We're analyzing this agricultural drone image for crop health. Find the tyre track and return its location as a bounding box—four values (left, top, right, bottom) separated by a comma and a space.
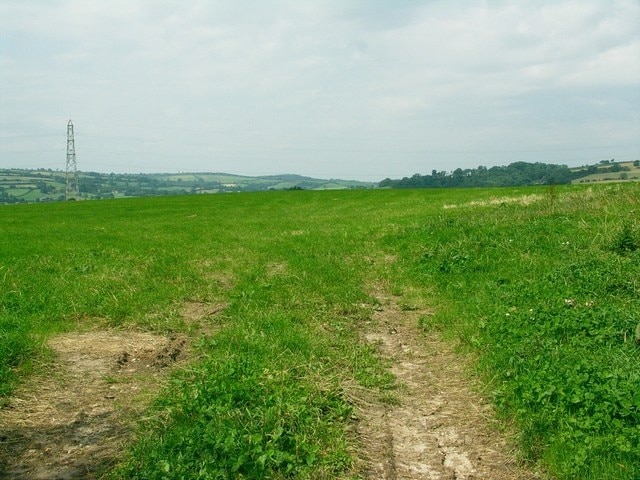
357, 287, 542, 480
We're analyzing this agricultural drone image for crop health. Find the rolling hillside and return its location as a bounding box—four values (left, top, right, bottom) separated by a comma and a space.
2, 159, 638, 204
0, 169, 374, 204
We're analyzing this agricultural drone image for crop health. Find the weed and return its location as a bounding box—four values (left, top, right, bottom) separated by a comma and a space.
610, 221, 639, 254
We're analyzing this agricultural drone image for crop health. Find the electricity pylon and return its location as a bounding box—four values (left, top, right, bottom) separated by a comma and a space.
65, 119, 79, 200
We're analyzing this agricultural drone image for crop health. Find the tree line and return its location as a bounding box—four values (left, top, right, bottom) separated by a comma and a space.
379, 161, 616, 188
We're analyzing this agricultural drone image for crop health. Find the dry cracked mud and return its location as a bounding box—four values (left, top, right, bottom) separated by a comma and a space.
356, 287, 543, 480
0, 331, 189, 480
0, 300, 229, 479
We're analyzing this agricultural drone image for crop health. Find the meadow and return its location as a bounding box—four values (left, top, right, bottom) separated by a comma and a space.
0, 184, 638, 479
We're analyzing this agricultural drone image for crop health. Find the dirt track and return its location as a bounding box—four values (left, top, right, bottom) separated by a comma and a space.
0, 331, 187, 480
0, 294, 543, 479
357, 287, 542, 479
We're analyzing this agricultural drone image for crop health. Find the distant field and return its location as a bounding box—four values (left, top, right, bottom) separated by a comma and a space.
572, 171, 640, 183
0, 168, 374, 203
571, 161, 640, 184
1, 184, 638, 479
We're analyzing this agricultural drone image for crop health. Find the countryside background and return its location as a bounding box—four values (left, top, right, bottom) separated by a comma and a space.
1, 159, 639, 204
2, 1, 638, 477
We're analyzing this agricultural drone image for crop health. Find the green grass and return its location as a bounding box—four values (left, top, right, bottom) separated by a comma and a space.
1, 184, 639, 479
0, 191, 400, 478
386, 184, 640, 479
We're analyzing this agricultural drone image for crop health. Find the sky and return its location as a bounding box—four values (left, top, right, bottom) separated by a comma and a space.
1, 1, 639, 182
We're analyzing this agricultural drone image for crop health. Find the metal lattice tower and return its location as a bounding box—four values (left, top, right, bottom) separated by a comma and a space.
65, 119, 79, 200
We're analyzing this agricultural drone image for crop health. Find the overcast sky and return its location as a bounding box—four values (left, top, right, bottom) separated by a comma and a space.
1, 1, 639, 181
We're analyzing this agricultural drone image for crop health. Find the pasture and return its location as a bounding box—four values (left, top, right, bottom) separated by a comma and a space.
0, 184, 638, 479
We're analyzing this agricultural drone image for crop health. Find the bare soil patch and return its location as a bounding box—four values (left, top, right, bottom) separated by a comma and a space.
180, 300, 228, 335
357, 287, 543, 480
0, 331, 189, 479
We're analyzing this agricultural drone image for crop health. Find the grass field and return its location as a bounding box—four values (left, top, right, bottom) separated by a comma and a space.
1, 184, 638, 479
571, 162, 640, 184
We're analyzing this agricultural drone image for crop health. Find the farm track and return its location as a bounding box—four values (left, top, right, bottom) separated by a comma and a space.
0, 292, 542, 479
357, 286, 542, 480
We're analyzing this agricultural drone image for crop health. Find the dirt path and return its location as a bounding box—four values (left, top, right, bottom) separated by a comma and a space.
0, 293, 541, 479
357, 288, 542, 480
0, 331, 188, 480
0, 301, 225, 479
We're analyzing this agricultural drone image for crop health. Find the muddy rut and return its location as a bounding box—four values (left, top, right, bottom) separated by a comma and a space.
357, 289, 541, 480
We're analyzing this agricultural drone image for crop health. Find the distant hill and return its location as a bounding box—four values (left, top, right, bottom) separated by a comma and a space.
569, 160, 640, 184
379, 160, 640, 189
0, 169, 374, 204
2, 159, 638, 204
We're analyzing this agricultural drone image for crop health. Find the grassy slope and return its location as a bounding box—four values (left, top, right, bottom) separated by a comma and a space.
572, 171, 640, 183
571, 162, 640, 184
388, 185, 640, 479
1, 185, 638, 479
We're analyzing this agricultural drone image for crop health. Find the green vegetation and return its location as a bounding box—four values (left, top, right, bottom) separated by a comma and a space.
388, 184, 640, 479
1, 184, 638, 478
0, 191, 396, 478
0, 169, 373, 203
380, 160, 640, 188
3, 159, 638, 205
570, 160, 640, 184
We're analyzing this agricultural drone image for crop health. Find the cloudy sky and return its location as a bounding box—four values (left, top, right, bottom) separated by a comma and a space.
1, 1, 639, 181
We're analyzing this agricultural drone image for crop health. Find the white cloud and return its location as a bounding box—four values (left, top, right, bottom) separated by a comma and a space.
1, 0, 638, 180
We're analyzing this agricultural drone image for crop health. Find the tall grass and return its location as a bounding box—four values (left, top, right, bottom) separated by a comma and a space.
1, 184, 638, 478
